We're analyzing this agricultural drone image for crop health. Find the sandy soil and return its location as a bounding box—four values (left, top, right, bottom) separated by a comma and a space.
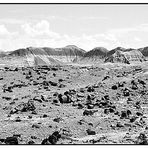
0, 63, 148, 144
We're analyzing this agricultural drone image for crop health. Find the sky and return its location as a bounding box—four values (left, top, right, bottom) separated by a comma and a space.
0, 4, 148, 51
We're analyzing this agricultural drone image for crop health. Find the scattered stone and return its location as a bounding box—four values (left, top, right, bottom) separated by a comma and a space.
112, 85, 118, 90
28, 140, 35, 144
32, 124, 40, 128
135, 133, 148, 144
83, 110, 97, 116
5, 136, 18, 145
41, 138, 50, 145
86, 129, 96, 135
15, 116, 21, 122
53, 117, 63, 123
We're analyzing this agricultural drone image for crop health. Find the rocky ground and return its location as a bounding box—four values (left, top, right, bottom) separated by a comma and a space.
0, 63, 148, 144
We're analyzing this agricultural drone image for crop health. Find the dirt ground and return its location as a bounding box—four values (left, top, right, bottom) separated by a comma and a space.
0, 63, 148, 144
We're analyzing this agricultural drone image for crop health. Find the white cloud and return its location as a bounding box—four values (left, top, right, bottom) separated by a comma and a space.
21, 20, 60, 39
0, 24, 18, 40
1, 20, 148, 51
0, 25, 10, 35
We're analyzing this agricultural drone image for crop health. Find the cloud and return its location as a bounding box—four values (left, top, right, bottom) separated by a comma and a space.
0, 20, 127, 51
21, 20, 60, 39
0, 24, 18, 39
0, 25, 10, 35
1, 20, 148, 51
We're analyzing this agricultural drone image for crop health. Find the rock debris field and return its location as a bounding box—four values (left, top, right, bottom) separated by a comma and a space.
1, 64, 148, 144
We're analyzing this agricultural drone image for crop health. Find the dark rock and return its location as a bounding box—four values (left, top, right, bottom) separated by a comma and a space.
13, 134, 21, 138
83, 110, 96, 116
5, 136, 18, 145
58, 79, 64, 82
49, 81, 57, 86
77, 93, 85, 98
104, 95, 109, 100
136, 112, 143, 116
53, 73, 56, 77
53, 99, 59, 104
131, 80, 137, 85
135, 133, 148, 144
102, 76, 110, 81
127, 98, 133, 103
15, 117, 21, 122
77, 103, 84, 109
0, 77, 3, 80
53, 92, 58, 97
52, 131, 61, 140
0, 139, 5, 143
87, 87, 94, 92
79, 88, 85, 93
33, 97, 42, 103
28, 115, 32, 119
41, 138, 50, 145
120, 111, 128, 119
87, 104, 94, 109
14, 100, 36, 113
118, 82, 124, 87
31, 110, 37, 115
131, 85, 138, 90
58, 94, 71, 104
127, 110, 132, 116
112, 85, 118, 90
43, 114, 48, 118
2, 96, 12, 101
32, 124, 40, 128
123, 90, 130, 96
9, 101, 15, 105
48, 135, 57, 144
31, 136, 37, 139
53, 117, 63, 123
28, 140, 35, 144
104, 108, 110, 114
116, 122, 124, 127
109, 108, 115, 113
130, 116, 137, 123
138, 79, 146, 85
86, 129, 96, 135
58, 84, 66, 88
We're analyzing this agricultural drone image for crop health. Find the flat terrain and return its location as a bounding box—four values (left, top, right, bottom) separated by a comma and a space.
0, 63, 148, 144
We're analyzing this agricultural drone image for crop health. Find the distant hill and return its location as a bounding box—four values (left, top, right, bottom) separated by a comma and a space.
0, 45, 148, 66
84, 47, 108, 58
79, 47, 108, 63
3, 45, 86, 66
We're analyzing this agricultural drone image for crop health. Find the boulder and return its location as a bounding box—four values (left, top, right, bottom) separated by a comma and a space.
86, 129, 96, 135
5, 136, 18, 145
112, 85, 118, 90
28, 140, 35, 144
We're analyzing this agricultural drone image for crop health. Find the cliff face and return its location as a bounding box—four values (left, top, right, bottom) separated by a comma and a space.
105, 49, 146, 64
5, 45, 86, 66
138, 47, 148, 57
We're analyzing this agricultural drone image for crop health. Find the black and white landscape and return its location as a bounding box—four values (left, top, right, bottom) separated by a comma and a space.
1, 4, 148, 144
